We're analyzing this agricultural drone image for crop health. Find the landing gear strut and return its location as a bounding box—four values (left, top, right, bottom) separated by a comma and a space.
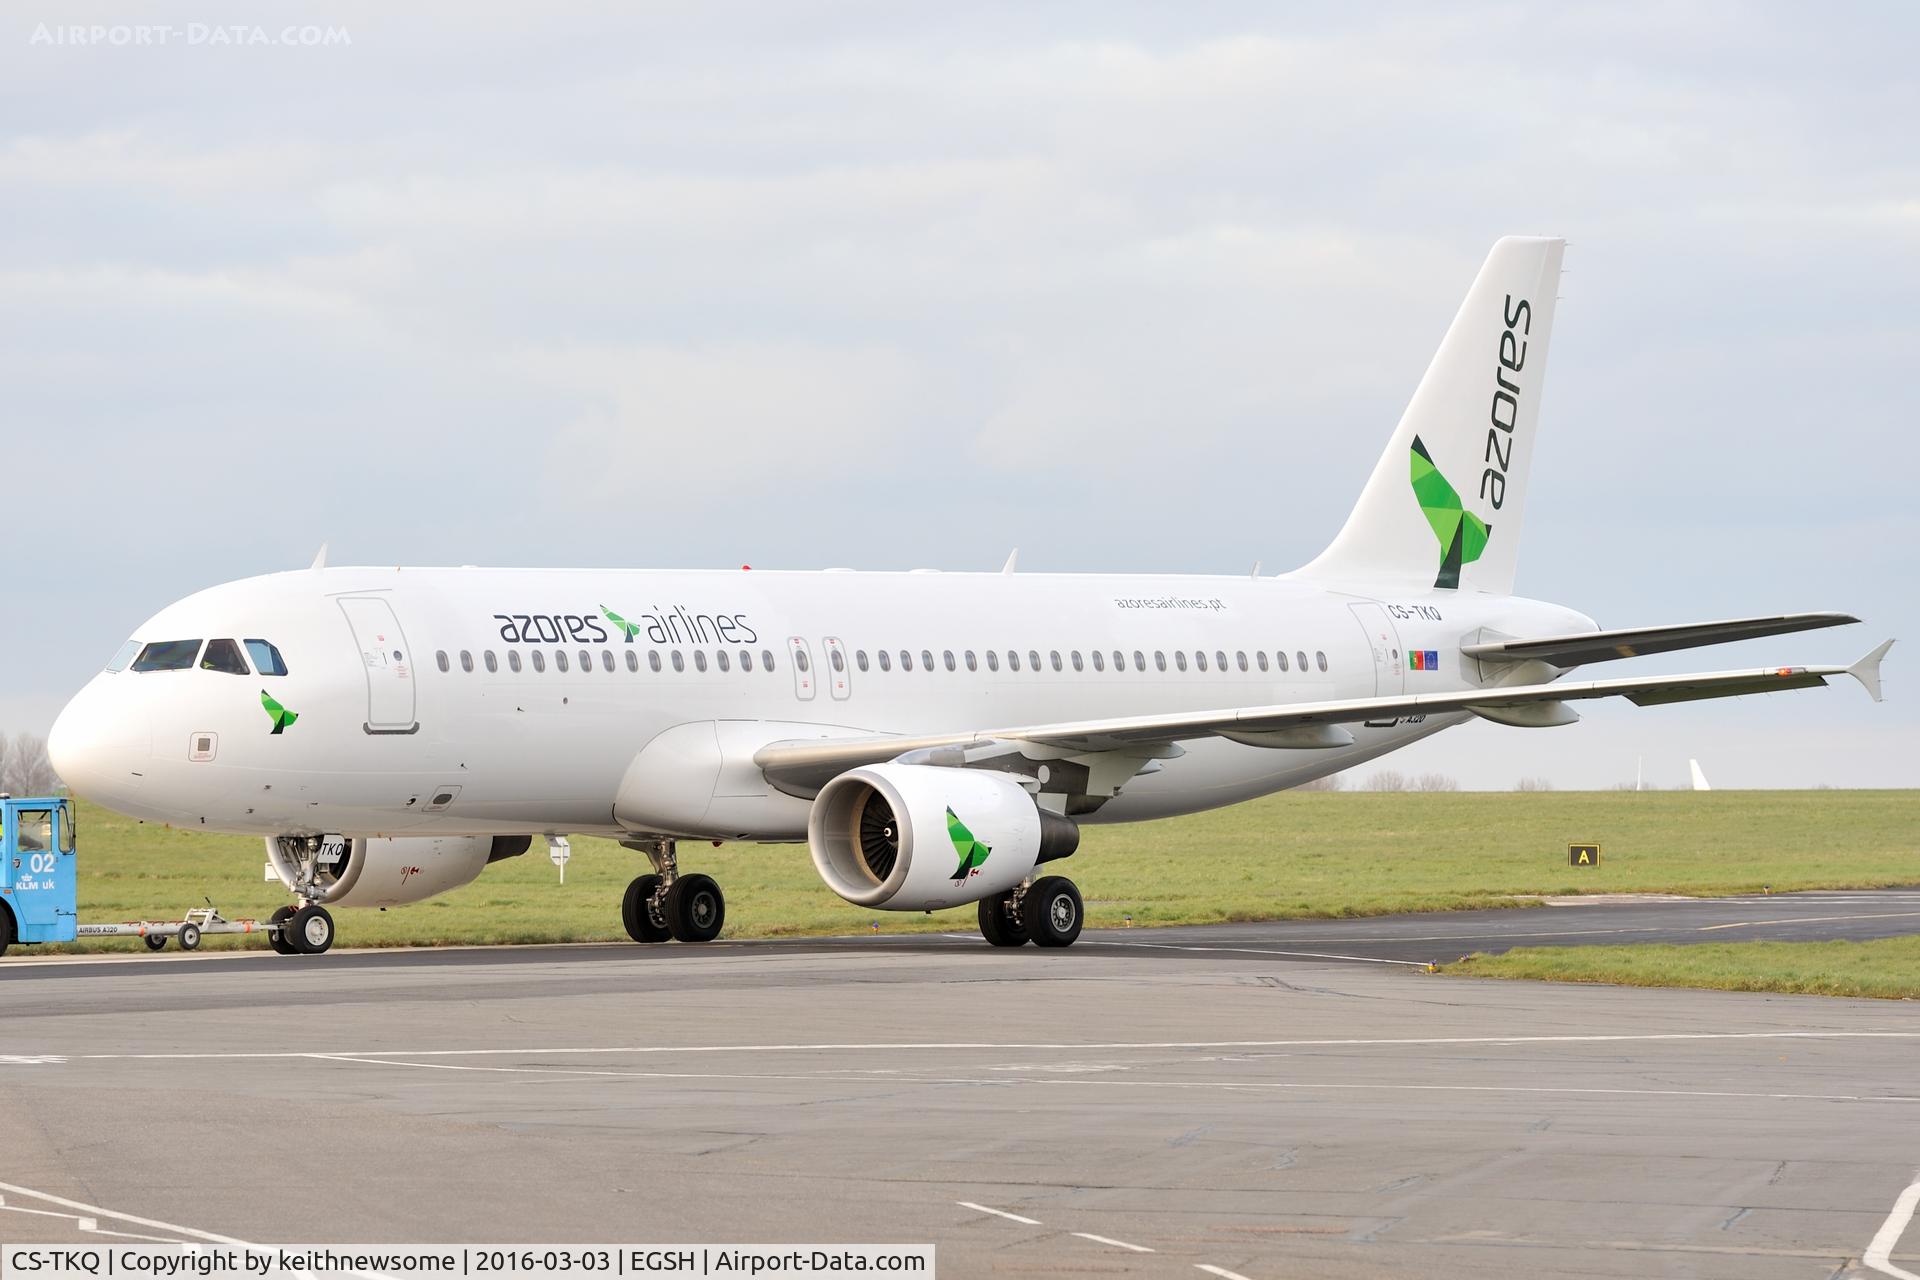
620, 839, 725, 944
980, 876, 1083, 949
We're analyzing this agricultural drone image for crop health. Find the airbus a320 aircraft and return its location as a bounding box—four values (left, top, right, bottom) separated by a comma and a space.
44, 237, 1892, 956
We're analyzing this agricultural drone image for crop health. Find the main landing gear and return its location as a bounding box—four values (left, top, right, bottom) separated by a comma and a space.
267, 903, 335, 955
978, 875, 1084, 949
620, 838, 725, 944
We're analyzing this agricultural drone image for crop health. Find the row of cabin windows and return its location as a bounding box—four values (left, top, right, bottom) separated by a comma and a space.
844, 647, 1328, 675
434, 645, 1330, 677
436, 647, 782, 675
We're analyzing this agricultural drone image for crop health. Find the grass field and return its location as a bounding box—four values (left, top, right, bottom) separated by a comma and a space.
11, 789, 1914, 954
1447, 936, 1920, 999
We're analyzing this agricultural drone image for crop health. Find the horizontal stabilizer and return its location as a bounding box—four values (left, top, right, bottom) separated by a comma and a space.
1464, 612, 1858, 668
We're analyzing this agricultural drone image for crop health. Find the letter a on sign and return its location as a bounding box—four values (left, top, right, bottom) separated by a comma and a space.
1568, 843, 1601, 867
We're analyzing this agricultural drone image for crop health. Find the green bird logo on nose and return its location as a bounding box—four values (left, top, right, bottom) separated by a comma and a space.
601, 604, 641, 642
1409, 435, 1492, 590
947, 808, 992, 881
260, 690, 298, 734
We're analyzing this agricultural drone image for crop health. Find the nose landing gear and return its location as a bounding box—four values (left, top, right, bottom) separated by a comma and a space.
620, 839, 725, 944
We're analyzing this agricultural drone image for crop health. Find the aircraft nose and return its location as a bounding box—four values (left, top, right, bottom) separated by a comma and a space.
48, 677, 151, 803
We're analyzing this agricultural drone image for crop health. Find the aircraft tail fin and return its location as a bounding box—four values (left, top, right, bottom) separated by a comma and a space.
1295, 236, 1565, 595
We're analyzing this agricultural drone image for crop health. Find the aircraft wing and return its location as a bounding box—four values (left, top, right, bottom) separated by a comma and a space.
1463, 612, 1858, 668
755, 640, 1892, 796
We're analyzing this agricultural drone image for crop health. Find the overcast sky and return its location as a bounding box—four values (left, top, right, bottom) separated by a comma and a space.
3, 2, 1913, 789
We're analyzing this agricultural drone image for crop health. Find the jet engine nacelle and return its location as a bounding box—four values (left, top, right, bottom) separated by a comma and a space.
808, 763, 1077, 911
264, 834, 530, 907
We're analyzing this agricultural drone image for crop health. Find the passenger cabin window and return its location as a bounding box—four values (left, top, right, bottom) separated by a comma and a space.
965, 650, 978, 672
717, 650, 730, 672
878, 650, 892, 672
240, 640, 287, 676
132, 639, 202, 672
461, 650, 475, 673
509, 651, 523, 673
486, 651, 500, 673
671, 651, 685, 672
1112, 650, 1125, 672
899, 650, 913, 672
555, 650, 570, 673
531, 651, 546, 672
1277, 651, 1289, 672
105, 638, 142, 673
761, 649, 776, 671
1317, 650, 1329, 672
603, 649, 615, 671
855, 650, 868, 672
578, 649, 593, 671
693, 650, 708, 673
1195, 651, 1208, 672
1028, 650, 1041, 671
1216, 650, 1228, 672
986, 650, 999, 671
1007, 650, 1020, 671
200, 638, 249, 675
1090, 650, 1103, 671
1296, 650, 1308, 672
795, 648, 811, 673
1133, 650, 1145, 671
650, 650, 663, 672
943, 650, 956, 672
740, 650, 753, 672
436, 650, 450, 673
623, 650, 637, 672
1256, 651, 1269, 672
830, 649, 846, 672
1175, 651, 1188, 671
1154, 651, 1166, 671
922, 649, 935, 672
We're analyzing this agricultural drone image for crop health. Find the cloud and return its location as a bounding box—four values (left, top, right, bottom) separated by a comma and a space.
0, 1, 1914, 785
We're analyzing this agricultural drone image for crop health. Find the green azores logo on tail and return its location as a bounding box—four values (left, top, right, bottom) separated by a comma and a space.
1408, 435, 1491, 590
947, 807, 992, 881
260, 690, 298, 734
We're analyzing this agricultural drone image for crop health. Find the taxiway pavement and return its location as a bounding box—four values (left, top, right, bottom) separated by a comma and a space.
4, 890, 1919, 1279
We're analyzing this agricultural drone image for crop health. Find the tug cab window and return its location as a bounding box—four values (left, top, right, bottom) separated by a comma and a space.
15, 808, 52, 853
132, 640, 202, 672
244, 640, 289, 676
200, 639, 250, 675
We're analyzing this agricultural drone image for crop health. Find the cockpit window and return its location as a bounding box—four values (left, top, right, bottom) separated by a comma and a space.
132, 640, 202, 672
245, 640, 289, 676
201, 638, 250, 675
105, 639, 141, 673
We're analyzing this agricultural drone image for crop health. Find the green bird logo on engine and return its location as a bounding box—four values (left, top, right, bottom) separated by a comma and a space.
1408, 434, 1492, 590
260, 690, 298, 734
947, 808, 992, 881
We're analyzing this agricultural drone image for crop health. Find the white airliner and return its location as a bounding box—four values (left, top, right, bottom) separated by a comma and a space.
44, 237, 1891, 956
